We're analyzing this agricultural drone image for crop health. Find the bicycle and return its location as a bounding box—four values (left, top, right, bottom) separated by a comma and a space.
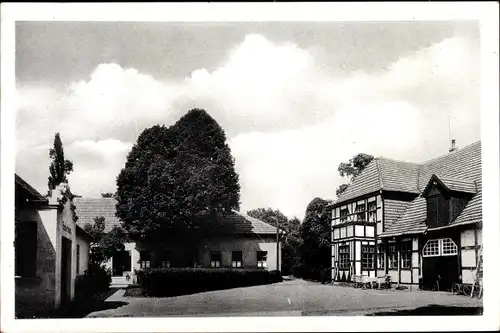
451, 282, 472, 296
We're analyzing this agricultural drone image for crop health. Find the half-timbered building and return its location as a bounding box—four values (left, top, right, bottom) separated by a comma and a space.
331, 140, 482, 291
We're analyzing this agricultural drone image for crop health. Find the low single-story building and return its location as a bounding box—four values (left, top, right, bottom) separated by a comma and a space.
74, 198, 281, 287
331, 140, 482, 291
15, 175, 91, 318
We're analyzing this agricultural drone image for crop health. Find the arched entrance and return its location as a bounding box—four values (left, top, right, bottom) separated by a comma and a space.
422, 238, 459, 291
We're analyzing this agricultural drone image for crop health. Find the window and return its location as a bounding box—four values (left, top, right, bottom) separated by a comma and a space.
160, 250, 171, 268
442, 238, 458, 255
257, 251, 267, 268
338, 245, 350, 269
361, 245, 375, 270
376, 244, 385, 269
232, 251, 243, 268
356, 202, 366, 222
368, 201, 377, 222
76, 245, 80, 275
400, 240, 412, 269
423, 238, 458, 257
388, 243, 398, 269
140, 251, 151, 269
340, 208, 348, 223
423, 239, 440, 257
15, 222, 37, 277
210, 251, 222, 268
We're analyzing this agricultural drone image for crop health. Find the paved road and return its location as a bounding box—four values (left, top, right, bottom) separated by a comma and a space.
86, 279, 482, 317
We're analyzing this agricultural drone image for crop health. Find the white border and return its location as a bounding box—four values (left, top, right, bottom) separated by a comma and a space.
1, 2, 499, 333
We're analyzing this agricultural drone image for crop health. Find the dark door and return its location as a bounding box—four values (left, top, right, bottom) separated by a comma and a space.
112, 251, 131, 276
422, 256, 459, 291
61, 237, 72, 305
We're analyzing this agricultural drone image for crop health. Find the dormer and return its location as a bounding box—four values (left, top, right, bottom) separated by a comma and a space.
421, 174, 476, 228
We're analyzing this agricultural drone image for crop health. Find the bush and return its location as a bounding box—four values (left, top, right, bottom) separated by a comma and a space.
137, 268, 283, 297
75, 265, 111, 301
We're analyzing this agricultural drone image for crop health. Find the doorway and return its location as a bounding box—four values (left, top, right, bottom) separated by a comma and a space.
112, 251, 131, 276
60, 237, 72, 305
421, 238, 459, 291
422, 256, 459, 291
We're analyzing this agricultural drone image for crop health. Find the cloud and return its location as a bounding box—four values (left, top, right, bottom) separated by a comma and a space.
16, 33, 480, 219
65, 139, 133, 196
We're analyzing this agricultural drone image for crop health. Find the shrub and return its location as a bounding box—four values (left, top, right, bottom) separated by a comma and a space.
75, 265, 111, 301
137, 268, 283, 297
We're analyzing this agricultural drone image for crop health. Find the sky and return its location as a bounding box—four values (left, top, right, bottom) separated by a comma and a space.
15, 21, 481, 219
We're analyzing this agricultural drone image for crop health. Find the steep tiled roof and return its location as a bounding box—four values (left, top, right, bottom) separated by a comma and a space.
336, 158, 420, 204
378, 141, 482, 237
74, 198, 122, 233
74, 198, 277, 235
216, 210, 278, 235
450, 189, 482, 227
437, 176, 477, 194
377, 158, 420, 193
335, 161, 382, 203
384, 199, 411, 225
381, 197, 427, 237
418, 141, 482, 190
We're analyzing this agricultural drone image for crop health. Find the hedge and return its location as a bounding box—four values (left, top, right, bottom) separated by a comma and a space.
137, 268, 283, 296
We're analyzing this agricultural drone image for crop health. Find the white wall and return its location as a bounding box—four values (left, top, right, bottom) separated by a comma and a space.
76, 234, 89, 275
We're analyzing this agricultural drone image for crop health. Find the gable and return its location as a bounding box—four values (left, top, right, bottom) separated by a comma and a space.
379, 141, 482, 237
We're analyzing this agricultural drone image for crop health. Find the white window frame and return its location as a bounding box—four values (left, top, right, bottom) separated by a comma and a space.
423, 239, 440, 257
441, 238, 458, 256
210, 251, 222, 268
231, 251, 243, 268
423, 238, 458, 257
257, 251, 267, 268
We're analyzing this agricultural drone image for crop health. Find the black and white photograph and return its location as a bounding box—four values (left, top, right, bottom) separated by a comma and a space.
1, 3, 499, 333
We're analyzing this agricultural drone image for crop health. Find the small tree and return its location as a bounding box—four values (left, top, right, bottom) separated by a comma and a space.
297, 198, 332, 282
336, 153, 374, 197
48, 132, 73, 192
84, 216, 127, 268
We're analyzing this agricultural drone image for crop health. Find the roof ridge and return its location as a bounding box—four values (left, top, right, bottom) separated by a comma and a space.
375, 159, 384, 190
417, 165, 421, 192
375, 156, 421, 165
420, 140, 481, 165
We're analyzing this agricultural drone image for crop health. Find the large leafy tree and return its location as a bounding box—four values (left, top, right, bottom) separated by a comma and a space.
336, 153, 374, 197
297, 197, 332, 282
116, 108, 240, 242
83, 216, 128, 268
246, 208, 301, 275
48, 132, 74, 192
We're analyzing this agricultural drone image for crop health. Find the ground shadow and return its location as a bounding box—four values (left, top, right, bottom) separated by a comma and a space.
16, 288, 128, 319
367, 304, 483, 316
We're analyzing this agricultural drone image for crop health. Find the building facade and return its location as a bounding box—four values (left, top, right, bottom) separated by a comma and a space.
331, 141, 482, 291
74, 198, 281, 287
15, 175, 90, 318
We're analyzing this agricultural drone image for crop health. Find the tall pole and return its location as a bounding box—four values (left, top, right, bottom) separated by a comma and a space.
276, 219, 280, 272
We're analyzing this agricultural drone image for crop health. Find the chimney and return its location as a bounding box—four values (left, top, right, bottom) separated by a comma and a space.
449, 139, 457, 153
